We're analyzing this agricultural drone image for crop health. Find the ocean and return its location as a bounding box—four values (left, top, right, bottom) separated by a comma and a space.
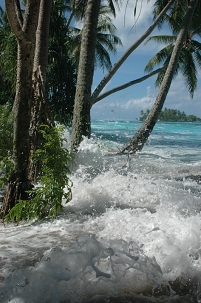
0, 120, 201, 303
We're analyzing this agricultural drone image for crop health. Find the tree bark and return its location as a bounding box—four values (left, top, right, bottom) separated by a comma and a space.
1, 0, 52, 218
118, 0, 199, 155
29, 0, 53, 182
1, 0, 40, 218
71, 0, 101, 151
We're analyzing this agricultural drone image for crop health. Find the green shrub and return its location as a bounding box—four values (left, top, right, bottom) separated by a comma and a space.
6, 124, 74, 221
0, 103, 14, 188
0, 103, 13, 158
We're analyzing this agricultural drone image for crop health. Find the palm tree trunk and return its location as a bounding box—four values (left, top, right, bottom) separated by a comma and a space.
119, 0, 199, 155
71, 0, 101, 151
94, 66, 165, 104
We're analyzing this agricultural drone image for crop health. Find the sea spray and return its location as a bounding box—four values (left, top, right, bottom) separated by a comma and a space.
0, 236, 174, 302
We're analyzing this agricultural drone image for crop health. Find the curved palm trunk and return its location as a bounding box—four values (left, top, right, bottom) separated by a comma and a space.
94, 66, 164, 104
119, 0, 199, 155
71, 0, 101, 151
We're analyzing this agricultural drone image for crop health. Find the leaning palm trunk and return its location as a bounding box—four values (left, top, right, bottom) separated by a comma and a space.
71, 0, 101, 151
91, 0, 175, 106
70, 0, 174, 151
118, 0, 199, 155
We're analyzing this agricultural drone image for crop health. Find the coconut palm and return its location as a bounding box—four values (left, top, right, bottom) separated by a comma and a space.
71, 0, 121, 151
119, 0, 199, 155
70, 0, 174, 151
67, 4, 122, 71
144, 1, 201, 97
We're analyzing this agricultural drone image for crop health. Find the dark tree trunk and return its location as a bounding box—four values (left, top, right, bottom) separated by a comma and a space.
29, 0, 53, 182
1, 0, 39, 216
118, 0, 199, 155
1, 39, 35, 217
1, 0, 53, 218
71, 0, 101, 151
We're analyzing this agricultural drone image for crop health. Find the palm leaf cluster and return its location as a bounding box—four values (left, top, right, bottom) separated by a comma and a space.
145, 0, 201, 97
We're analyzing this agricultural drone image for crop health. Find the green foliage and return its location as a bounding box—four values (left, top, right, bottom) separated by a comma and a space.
6, 124, 75, 222
0, 103, 13, 158
67, 4, 122, 72
139, 108, 201, 122
0, 103, 14, 188
47, 0, 77, 126
145, 0, 201, 98
0, 10, 17, 105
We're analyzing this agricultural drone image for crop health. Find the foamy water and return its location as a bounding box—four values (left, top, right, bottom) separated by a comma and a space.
0, 121, 201, 302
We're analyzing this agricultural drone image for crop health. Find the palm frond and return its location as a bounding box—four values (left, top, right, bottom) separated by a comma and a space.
179, 49, 197, 98
95, 41, 112, 71
96, 32, 122, 51
193, 49, 201, 69
106, 0, 121, 17
145, 44, 174, 72
145, 35, 177, 45
154, 55, 179, 87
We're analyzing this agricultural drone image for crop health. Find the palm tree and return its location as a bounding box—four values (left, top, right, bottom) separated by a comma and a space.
47, 1, 122, 125
144, 2, 201, 98
119, 0, 199, 155
70, 0, 174, 151
67, 4, 122, 71
71, 0, 121, 151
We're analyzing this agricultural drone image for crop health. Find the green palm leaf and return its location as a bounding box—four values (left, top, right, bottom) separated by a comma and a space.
67, 3, 122, 71
179, 49, 197, 97
145, 44, 174, 72
145, 0, 201, 97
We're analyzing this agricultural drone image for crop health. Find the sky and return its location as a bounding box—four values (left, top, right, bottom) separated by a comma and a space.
1, 0, 201, 120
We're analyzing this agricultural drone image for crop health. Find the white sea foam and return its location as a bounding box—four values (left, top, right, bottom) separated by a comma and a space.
0, 124, 201, 302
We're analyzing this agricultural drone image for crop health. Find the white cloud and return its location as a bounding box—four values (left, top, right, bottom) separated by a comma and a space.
121, 96, 155, 110
110, 0, 164, 53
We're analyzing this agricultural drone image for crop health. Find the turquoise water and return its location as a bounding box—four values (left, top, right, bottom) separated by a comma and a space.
92, 120, 201, 147
92, 120, 201, 163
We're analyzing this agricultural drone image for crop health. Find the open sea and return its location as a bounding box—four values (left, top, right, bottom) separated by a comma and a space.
0, 120, 201, 303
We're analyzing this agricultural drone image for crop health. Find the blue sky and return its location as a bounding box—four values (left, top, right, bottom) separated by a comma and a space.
1, 0, 201, 120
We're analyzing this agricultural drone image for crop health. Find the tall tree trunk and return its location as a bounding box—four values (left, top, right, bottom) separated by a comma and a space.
1, 0, 40, 218
119, 0, 199, 155
71, 0, 101, 151
29, 0, 53, 182
1, 0, 53, 217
